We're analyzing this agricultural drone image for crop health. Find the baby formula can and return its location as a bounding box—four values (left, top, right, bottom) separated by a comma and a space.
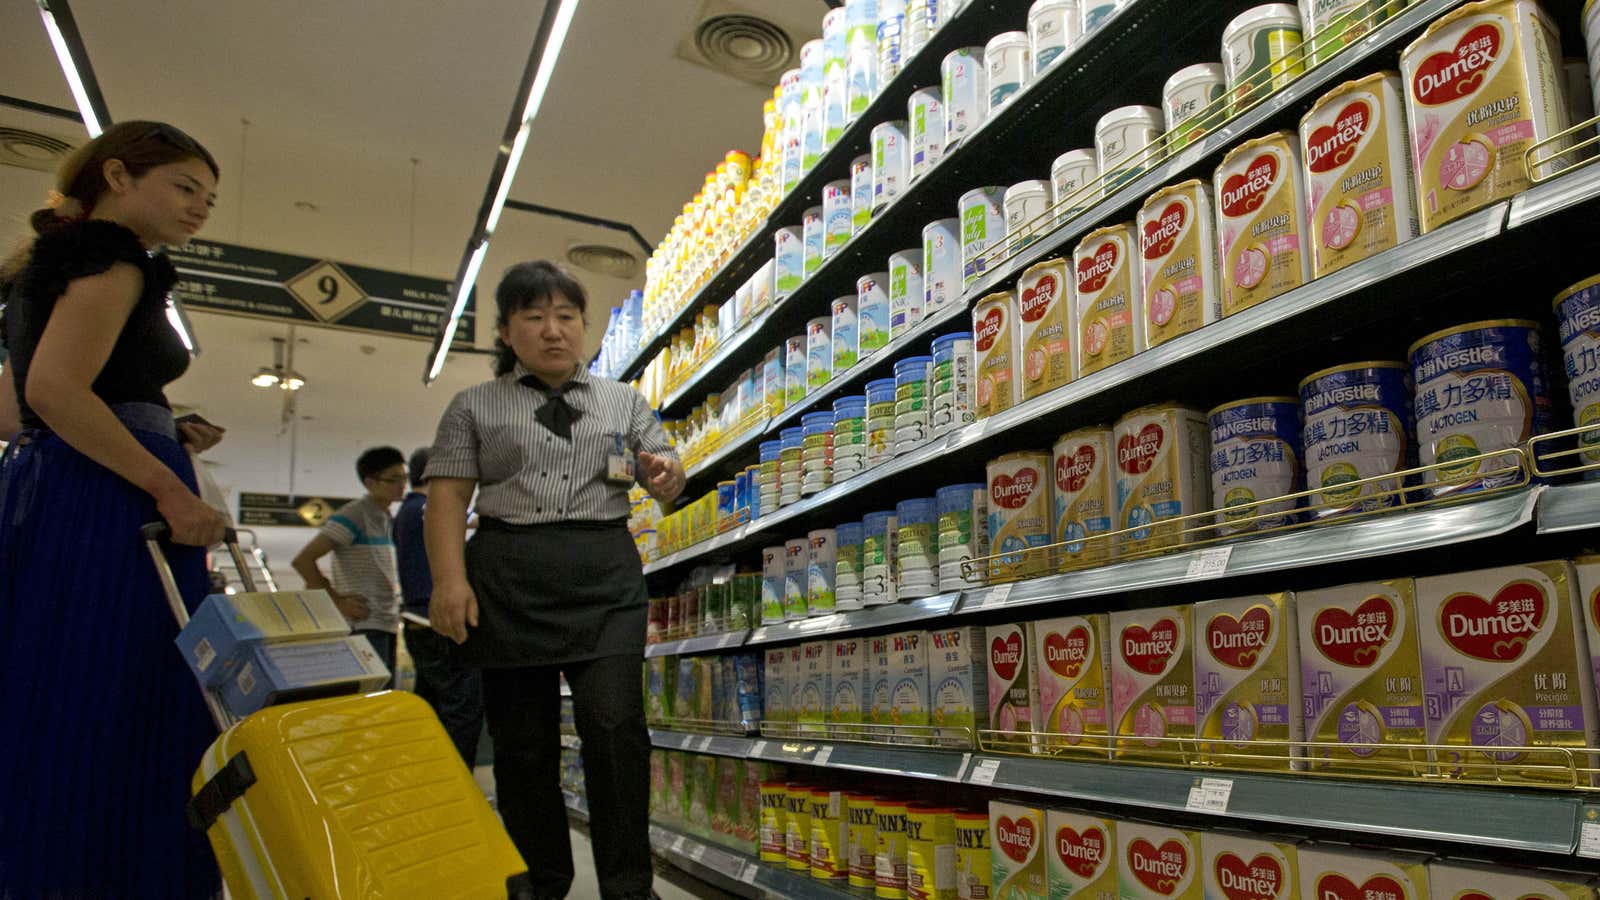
959, 186, 1006, 289
1214, 130, 1312, 316
895, 497, 940, 598
986, 31, 1031, 114
1223, 4, 1306, 114
779, 426, 805, 506
923, 217, 962, 312
775, 226, 806, 298
894, 355, 935, 453
846, 0, 881, 121
1554, 275, 1600, 474
1302, 0, 1404, 65
987, 451, 1053, 580
1029, 0, 1080, 76
878, 0, 907, 86
862, 509, 900, 606
1408, 319, 1551, 496
1114, 404, 1211, 555
872, 120, 912, 212
784, 537, 810, 619
1137, 179, 1220, 350
807, 316, 834, 391
941, 47, 988, 146
808, 528, 840, 615
852, 154, 875, 234
1016, 256, 1074, 400
889, 250, 926, 338
1004, 179, 1051, 252
1164, 62, 1227, 151
1051, 148, 1100, 226
785, 335, 809, 408
824, 8, 849, 147
1053, 426, 1116, 566
867, 377, 899, 467
1095, 105, 1164, 193
1081, 0, 1126, 35
1298, 360, 1416, 516
931, 331, 977, 435
825, 180, 854, 257
1072, 222, 1143, 378
909, 87, 947, 181
834, 293, 861, 371
802, 410, 836, 496
803, 205, 826, 277
836, 521, 866, 610
937, 483, 989, 591
1207, 396, 1304, 534
761, 544, 786, 624
973, 291, 1020, 419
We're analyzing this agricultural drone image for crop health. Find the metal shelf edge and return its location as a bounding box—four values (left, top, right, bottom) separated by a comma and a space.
1508, 161, 1600, 229
746, 592, 962, 646
1535, 480, 1600, 534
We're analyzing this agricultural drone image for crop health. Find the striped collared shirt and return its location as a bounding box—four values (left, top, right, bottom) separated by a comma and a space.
425, 362, 675, 524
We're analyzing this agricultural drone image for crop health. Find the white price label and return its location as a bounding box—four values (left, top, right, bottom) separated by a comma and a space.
671, 836, 688, 855
968, 758, 1001, 786
1185, 777, 1234, 813
741, 862, 760, 884
718, 631, 741, 648
696, 735, 714, 752
980, 584, 1014, 609
814, 746, 834, 766
1579, 821, 1600, 858
688, 843, 707, 863
955, 753, 973, 780
1186, 546, 1233, 579
751, 740, 768, 758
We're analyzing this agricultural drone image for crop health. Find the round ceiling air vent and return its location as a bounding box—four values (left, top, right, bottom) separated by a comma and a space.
693, 14, 794, 80
566, 243, 640, 280
0, 127, 75, 173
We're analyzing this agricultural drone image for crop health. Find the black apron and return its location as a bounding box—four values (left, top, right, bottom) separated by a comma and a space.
459, 517, 647, 668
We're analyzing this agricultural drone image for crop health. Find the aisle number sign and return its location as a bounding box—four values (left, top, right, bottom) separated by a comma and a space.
168, 239, 475, 347
238, 492, 355, 527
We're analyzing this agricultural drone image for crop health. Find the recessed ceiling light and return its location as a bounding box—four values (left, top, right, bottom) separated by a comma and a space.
293, 200, 320, 212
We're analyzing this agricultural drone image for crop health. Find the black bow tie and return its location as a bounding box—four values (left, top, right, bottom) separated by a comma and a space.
519, 374, 583, 439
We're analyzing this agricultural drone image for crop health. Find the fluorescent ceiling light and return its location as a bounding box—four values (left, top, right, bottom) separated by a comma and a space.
520, 0, 580, 124
166, 299, 198, 355
428, 240, 490, 381
37, 2, 103, 137
483, 125, 530, 236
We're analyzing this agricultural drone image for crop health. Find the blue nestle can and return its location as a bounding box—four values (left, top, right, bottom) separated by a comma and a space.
1298, 361, 1415, 516
1207, 397, 1302, 533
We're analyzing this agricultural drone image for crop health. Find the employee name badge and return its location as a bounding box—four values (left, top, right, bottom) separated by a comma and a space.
606, 432, 636, 484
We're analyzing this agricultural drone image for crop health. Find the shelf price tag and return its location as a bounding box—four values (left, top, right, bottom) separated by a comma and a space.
814, 746, 834, 766
968, 758, 1001, 786
696, 735, 714, 753
954, 753, 973, 781
740, 862, 760, 884
977, 584, 1014, 610
1186, 547, 1233, 579
1185, 777, 1234, 813
688, 843, 707, 863
1579, 822, 1600, 858
751, 740, 768, 758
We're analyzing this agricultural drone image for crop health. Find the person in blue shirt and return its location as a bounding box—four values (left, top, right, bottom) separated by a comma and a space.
394, 446, 482, 764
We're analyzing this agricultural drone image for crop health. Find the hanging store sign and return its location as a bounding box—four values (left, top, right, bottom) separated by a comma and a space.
238, 492, 356, 528
168, 239, 475, 347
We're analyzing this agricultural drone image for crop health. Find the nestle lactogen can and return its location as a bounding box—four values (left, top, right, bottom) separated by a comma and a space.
1207, 396, 1304, 534
1299, 71, 1419, 279
1051, 148, 1100, 225
973, 291, 1021, 419
1053, 427, 1115, 566
1137, 179, 1220, 350
1401, 0, 1572, 232
1214, 130, 1311, 316
1017, 257, 1074, 400
1299, 361, 1416, 516
1114, 404, 1211, 555
1554, 274, 1600, 473
1072, 222, 1143, 378
1408, 319, 1552, 496
1163, 62, 1227, 150
987, 450, 1053, 580
942, 46, 988, 146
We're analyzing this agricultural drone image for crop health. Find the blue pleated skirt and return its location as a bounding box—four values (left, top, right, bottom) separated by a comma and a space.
0, 405, 220, 898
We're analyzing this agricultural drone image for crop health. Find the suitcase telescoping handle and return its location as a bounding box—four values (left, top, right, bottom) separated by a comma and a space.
141, 522, 254, 731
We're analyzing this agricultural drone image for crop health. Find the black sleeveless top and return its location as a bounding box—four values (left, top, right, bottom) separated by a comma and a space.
2, 220, 190, 430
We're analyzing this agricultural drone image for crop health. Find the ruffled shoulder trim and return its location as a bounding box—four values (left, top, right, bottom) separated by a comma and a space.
23, 220, 176, 302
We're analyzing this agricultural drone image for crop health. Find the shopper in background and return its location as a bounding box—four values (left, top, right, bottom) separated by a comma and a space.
424, 260, 685, 900
292, 445, 407, 680
394, 445, 484, 764
0, 121, 224, 898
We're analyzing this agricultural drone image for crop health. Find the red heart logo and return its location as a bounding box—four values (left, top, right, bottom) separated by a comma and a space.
1120, 619, 1180, 676
1127, 838, 1188, 895
1077, 241, 1118, 293
1438, 582, 1546, 662
1205, 606, 1274, 670
1053, 825, 1106, 878
1411, 22, 1500, 106
1021, 274, 1058, 322
1306, 101, 1371, 173
992, 468, 1040, 510
1117, 423, 1164, 475
976, 306, 1005, 351
1317, 874, 1406, 900
1591, 585, 1600, 647
1220, 154, 1279, 219
991, 631, 1023, 681
1044, 626, 1092, 679
996, 815, 1036, 863
1311, 595, 1396, 667
1141, 202, 1187, 260
1213, 852, 1283, 900
1056, 443, 1098, 493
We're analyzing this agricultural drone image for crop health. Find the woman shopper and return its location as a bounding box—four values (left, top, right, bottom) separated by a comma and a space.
0, 122, 226, 898
424, 260, 684, 900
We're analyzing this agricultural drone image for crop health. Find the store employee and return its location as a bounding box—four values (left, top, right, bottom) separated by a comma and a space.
423, 260, 683, 900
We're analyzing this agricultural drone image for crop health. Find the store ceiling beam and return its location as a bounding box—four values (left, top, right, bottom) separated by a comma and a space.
502, 199, 653, 254
0, 93, 83, 124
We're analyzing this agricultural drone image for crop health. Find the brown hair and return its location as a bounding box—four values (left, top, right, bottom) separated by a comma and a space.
1, 121, 219, 281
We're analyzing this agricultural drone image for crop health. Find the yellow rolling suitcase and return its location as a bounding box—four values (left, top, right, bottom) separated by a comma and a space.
145, 525, 530, 899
